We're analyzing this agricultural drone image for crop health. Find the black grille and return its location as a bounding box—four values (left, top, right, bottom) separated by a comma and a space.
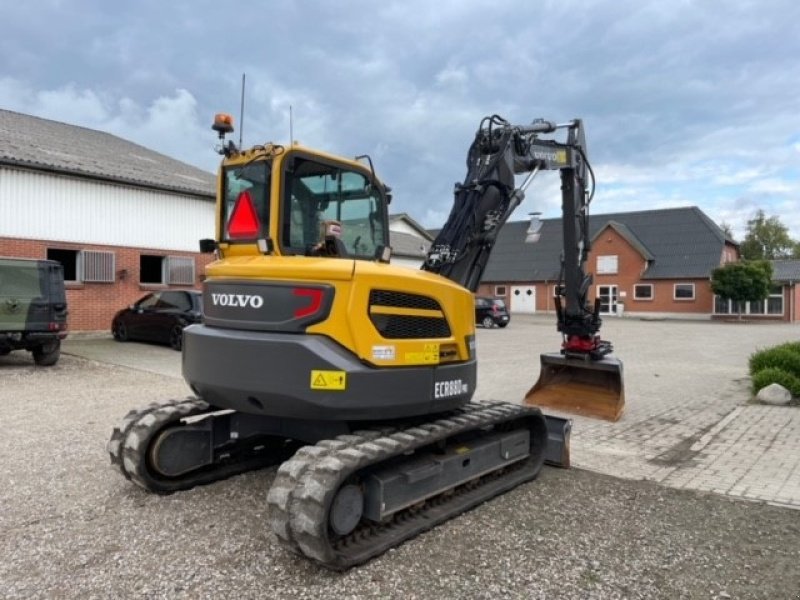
369, 290, 440, 311
370, 315, 451, 339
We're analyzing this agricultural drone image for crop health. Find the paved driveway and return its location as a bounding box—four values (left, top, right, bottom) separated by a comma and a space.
63, 314, 800, 508
474, 314, 800, 508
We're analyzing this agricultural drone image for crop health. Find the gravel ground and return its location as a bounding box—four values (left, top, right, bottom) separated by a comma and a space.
2, 349, 800, 599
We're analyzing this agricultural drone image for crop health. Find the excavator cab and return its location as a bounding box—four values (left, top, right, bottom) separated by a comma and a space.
216, 141, 391, 262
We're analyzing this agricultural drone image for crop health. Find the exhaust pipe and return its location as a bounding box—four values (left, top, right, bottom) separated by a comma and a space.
525, 352, 625, 422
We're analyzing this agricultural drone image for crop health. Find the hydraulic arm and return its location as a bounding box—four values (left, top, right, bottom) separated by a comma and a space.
423, 115, 610, 358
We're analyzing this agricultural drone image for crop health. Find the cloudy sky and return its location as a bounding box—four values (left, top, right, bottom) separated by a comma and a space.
2, 0, 798, 240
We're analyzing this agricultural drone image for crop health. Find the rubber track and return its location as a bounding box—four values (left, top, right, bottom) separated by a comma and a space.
266, 401, 546, 570
108, 397, 210, 491
107, 397, 284, 494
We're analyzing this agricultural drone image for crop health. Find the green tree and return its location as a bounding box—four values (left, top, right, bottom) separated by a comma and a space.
711, 260, 773, 320
739, 210, 796, 260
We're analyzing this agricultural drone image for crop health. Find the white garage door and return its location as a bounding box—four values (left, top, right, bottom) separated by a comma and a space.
510, 286, 536, 313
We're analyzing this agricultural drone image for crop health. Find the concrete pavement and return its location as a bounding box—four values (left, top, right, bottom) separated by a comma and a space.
474, 314, 800, 510
63, 314, 800, 509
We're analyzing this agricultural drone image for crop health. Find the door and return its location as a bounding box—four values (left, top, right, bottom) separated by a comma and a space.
510, 286, 536, 313
597, 285, 619, 315
151, 291, 185, 343
129, 293, 160, 340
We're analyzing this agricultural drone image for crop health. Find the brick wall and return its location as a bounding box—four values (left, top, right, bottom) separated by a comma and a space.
478, 227, 718, 318
1, 236, 214, 331
590, 227, 715, 315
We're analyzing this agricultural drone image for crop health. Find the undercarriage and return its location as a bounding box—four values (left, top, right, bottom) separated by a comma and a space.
108, 398, 569, 570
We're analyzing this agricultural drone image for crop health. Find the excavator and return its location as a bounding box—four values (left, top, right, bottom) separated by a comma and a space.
108, 113, 624, 570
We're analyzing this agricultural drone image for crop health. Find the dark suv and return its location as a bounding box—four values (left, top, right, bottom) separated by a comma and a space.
0, 257, 68, 365
475, 297, 510, 328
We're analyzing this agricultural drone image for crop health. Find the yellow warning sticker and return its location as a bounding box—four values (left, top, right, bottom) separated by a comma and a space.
404, 343, 440, 364
310, 370, 347, 390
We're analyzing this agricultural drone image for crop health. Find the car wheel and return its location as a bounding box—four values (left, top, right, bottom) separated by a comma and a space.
169, 325, 183, 351
113, 321, 129, 342
482, 316, 495, 328
33, 340, 60, 366
497, 322, 509, 328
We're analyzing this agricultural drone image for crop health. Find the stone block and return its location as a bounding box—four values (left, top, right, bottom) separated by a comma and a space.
756, 383, 792, 406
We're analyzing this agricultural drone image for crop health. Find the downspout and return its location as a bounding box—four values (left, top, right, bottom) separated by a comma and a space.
545, 279, 549, 313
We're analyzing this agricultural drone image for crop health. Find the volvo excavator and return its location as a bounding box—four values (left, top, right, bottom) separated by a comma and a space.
108, 113, 623, 570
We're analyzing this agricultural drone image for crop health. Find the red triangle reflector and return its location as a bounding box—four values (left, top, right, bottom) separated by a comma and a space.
228, 190, 260, 239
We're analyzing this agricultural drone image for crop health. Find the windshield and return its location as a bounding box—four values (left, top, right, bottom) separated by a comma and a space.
221, 161, 271, 241
281, 156, 387, 259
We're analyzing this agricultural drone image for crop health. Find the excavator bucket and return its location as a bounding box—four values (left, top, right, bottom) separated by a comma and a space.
525, 353, 625, 422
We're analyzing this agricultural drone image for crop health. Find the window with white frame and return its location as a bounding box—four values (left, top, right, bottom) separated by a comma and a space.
634, 284, 653, 300
714, 286, 783, 316
596, 255, 618, 274
674, 283, 695, 300
494, 285, 506, 296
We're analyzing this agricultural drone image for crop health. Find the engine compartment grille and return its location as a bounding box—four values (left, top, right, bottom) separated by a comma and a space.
368, 290, 451, 339
369, 290, 440, 311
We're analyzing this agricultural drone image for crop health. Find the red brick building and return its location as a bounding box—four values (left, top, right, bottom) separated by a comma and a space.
476, 206, 798, 322
0, 109, 216, 332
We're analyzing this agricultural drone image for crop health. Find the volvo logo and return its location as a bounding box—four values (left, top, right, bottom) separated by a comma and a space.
210, 293, 264, 309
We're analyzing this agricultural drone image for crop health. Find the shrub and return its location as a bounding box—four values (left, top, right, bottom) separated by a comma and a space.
775, 341, 800, 356
749, 346, 800, 378
751, 367, 800, 397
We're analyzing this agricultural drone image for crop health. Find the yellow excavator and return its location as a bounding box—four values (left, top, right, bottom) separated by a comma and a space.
108, 113, 623, 570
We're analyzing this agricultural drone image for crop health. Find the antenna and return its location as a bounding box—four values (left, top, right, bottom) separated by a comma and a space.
289, 105, 294, 144
239, 73, 246, 149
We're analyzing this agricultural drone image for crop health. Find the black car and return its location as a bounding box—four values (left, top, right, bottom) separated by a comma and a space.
112, 290, 203, 351
475, 297, 510, 328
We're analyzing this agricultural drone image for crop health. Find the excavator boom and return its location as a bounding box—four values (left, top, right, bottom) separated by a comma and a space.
421, 115, 624, 421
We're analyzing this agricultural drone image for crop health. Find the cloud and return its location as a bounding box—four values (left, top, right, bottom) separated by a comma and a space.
0, 0, 798, 244
0, 77, 215, 171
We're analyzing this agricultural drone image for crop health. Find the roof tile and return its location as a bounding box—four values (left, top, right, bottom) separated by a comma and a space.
0, 109, 215, 198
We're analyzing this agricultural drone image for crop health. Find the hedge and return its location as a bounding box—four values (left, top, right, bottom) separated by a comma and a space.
749, 346, 800, 378
751, 367, 800, 397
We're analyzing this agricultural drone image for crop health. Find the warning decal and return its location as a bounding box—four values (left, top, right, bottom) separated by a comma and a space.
310, 370, 347, 391
404, 343, 440, 365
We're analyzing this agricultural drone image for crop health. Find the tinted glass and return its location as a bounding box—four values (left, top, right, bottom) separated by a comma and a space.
137, 294, 159, 309
282, 156, 387, 259
159, 292, 192, 311
0, 263, 42, 297
222, 161, 271, 241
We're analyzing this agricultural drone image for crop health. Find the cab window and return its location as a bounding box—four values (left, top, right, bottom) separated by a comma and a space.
221, 161, 271, 241
281, 156, 387, 259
